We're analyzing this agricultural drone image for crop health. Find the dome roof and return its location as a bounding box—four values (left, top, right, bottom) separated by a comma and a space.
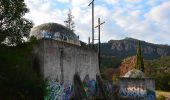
30, 23, 80, 45
124, 69, 145, 78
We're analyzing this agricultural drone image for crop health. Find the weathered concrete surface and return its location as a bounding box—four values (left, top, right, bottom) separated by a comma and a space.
119, 78, 155, 100
33, 38, 100, 84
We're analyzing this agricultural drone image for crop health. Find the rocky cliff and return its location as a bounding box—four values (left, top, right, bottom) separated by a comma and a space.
101, 37, 170, 60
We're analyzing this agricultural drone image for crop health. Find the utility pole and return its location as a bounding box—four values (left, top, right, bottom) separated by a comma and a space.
95, 18, 105, 71
88, 0, 95, 48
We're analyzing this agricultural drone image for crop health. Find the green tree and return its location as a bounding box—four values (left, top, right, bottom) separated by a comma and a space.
0, 0, 33, 45
135, 41, 144, 72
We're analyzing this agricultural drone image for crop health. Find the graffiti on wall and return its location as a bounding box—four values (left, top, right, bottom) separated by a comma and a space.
104, 81, 119, 96
45, 74, 122, 100
41, 30, 77, 40
83, 75, 96, 97
42, 31, 54, 39
119, 86, 147, 97
45, 75, 98, 100
45, 80, 73, 100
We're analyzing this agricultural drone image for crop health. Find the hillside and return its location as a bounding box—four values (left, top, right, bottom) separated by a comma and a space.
101, 56, 170, 91
101, 37, 170, 59
100, 37, 170, 69
146, 56, 170, 75
0, 42, 46, 99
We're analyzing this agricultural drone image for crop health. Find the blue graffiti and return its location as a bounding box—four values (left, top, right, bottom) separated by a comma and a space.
42, 31, 54, 39
83, 75, 97, 96
119, 87, 147, 97
45, 81, 73, 100
45, 75, 121, 100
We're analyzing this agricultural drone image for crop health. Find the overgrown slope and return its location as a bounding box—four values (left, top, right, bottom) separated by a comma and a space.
0, 41, 47, 99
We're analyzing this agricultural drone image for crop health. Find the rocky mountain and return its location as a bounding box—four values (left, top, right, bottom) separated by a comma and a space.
100, 37, 170, 60
99, 37, 170, 69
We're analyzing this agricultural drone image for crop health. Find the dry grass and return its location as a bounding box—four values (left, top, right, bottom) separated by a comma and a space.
156, 91, 170, 100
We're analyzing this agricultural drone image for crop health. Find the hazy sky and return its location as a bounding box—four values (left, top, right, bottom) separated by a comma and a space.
24, 0, 170, 45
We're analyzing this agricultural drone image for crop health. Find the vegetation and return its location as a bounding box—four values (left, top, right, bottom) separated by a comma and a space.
0, 40, 47, 99
154, 73, 170, 91
135, 41, 144, 72
64, 9, 75, 32
144, 56, 170, 91
0, 0, 33, 45
101, 56, 121, 69
0, 0, 47, 99
157, 95, 166, 100
100, 38, 170, 69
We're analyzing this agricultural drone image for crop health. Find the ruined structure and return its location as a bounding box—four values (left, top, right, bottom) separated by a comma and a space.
119, 69, 155, 100
30, 23, 80, 46
31, 23, 100, 84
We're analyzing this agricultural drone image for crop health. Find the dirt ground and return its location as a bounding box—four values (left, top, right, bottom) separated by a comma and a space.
156, 91, 170, 100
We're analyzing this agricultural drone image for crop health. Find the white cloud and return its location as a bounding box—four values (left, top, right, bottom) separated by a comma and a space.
24, 0, 170, 44
94, 5, 110, 19
125, 0, 142, 3
105, 0, 119, 5
109, 0, 170, 44
57, 0, 69, 3
71, 0, 90, 6
25, 0, 65, 26
146, 1, 170, 25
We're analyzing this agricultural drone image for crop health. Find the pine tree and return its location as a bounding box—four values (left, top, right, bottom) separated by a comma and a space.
64, 9, 75, 32
135, 41, 145, 72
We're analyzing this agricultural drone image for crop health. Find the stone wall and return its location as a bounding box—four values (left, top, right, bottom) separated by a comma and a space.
33, 38, 100, 84
119, 78, 155, 100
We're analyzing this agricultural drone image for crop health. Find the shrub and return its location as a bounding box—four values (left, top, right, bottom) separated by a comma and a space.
157, 95, 166, 100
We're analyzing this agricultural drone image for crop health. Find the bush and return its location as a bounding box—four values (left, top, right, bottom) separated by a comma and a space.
154, 73, 170, 91
157, 95, 166, 100
0, 41, 47, 99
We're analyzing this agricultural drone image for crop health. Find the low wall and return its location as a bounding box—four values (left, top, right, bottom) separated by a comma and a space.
119, 78, 155, 100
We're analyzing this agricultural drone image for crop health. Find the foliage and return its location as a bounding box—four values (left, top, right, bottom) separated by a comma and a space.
0, 0, 33, 45
144, 57, 170, 72
100, 56, 121, 70
135, 41, 144, 72
64, 9, 75, 32
0, 41, 47, 99
112, 75, 118, 85
154, 73, 170, 91
157, 95, 166, 100
145, 56, 170, 91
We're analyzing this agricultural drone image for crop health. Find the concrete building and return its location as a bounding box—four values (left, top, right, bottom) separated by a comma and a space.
119, 69, 155, 100
31, 23, 100, 84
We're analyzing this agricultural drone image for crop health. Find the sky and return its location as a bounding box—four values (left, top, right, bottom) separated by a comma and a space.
24, 0, 170, 45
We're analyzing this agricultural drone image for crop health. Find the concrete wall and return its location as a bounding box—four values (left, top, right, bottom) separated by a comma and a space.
119, 78, 155, 100
33, 38, 100, 84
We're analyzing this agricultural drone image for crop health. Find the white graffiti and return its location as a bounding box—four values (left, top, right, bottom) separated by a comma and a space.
120, 86, 147, 97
